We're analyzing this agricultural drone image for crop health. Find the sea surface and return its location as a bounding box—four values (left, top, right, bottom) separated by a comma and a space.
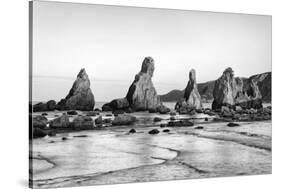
30, 103, 272, 188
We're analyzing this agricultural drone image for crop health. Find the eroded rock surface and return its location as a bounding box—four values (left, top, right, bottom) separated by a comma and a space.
212, 67, 262, 110
58, 68, 95, 111
103, 57, 169, 113
175, 69, 202, 113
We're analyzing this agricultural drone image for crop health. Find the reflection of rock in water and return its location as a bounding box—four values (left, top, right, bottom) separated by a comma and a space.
31, 120, 271, 188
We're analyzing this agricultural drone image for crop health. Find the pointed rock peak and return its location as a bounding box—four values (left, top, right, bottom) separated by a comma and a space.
189, 69, 196, 82
141, 56, 155, 77
223, 67, 234, 77
77, 68, 88, 80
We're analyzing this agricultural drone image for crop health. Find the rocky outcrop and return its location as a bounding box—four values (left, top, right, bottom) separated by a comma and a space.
160, 72, 271, 103
212, 67, 263, 110
112, 114, 137, 126
103, 57, 170, 113
102, 98, 129, 111
175, 69, 202, 114
33, 100, 57, 112
57, 68, 95, 111
126, 57, 163, 111
184, 69, 202, 109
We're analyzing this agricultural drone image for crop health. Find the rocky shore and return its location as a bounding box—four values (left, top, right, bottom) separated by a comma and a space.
31, 58, 271, 139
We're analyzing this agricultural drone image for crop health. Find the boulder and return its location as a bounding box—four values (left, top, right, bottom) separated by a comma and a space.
212, 67, 263, 110
49, 114, 70, 129
67, 110, 78, 115
113, 110, 125, 116
167, 120, 194, 127
153, 117, 162, 122
156, 105, 170, 114
128, 129, 136, 133
46, 100, 57, 111
227, 122, 240, 127
73, 115, 94, 129
95, 116, 103, 124
102, 98, 129, 111
33, 100, 57, 112
33, 115, 48, 129
162, 129, 170, 133
112, 114, 137, 126
126, 57, 169, 112
33, 128, 47, 138
33, 102, 48, 112
175, 99, 195, 115
57, 68, 95, 111
148, 129, 160, 135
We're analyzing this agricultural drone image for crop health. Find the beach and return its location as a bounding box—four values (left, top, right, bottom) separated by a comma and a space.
30, 103, 272, 188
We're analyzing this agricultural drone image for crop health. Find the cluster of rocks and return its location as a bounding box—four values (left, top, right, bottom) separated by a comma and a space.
102, 57, 170, 114
33, 68, 95, 112
212, 67, 263, 110
31, 112, 137, 138
217, 105, 271, 122
172, 67, 271, 122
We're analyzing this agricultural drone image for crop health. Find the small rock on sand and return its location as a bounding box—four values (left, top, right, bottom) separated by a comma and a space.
128, 129, 136, 133
163, 129, 170, 132
148, 129, 160, 135
227, 122, 240, 127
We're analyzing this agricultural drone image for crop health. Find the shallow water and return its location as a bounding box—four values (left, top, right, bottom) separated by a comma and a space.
30, 110, 271, 188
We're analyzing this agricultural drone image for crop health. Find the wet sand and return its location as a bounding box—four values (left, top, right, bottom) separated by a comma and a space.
30, 116, 271, 189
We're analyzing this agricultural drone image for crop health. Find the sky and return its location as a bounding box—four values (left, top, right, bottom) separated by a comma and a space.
32, 1, 271, 102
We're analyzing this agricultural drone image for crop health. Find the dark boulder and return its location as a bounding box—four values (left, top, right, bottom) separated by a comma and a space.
33, 115, 48, 129
162, 129, 170, 133
148, 129, 160, 135
95, 116, 103, 124
102, 98, 129, 112
46, 100, 57, 111
67, 110, 78, 115
167, 120, 194, 127
227, 122, 240, 127
128, 129, 136, 133
153, 117, 162, 122
33, 102, 48, 112
33, 128, 47, 138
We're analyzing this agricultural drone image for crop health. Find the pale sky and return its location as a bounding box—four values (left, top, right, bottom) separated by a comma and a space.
32, 1, 271, 102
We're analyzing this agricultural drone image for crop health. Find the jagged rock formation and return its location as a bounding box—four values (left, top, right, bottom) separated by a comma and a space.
102, 57, 169, 113
212, 67, 262, 110
183, 69, 202, 109
160, 72, 271, 103
175, 69, 202, 113
126, 56, 162, 111
57, 68, 95, 111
